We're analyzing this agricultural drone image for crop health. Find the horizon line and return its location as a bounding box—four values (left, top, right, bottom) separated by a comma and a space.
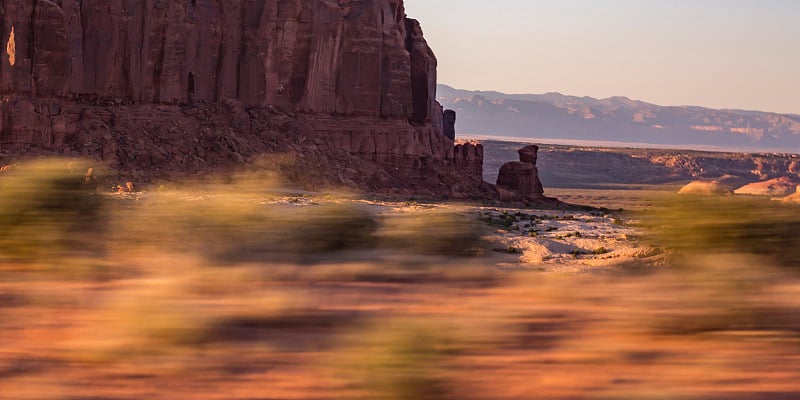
437, 83, 800, 117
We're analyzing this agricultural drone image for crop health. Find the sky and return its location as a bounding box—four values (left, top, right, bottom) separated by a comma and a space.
404, 0, 800, 114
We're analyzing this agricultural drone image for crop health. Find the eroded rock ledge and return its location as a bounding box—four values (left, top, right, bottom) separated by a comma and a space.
0, 0, 486, 196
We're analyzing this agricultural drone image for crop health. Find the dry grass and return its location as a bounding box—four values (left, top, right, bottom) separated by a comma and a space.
2, 159, 800, 399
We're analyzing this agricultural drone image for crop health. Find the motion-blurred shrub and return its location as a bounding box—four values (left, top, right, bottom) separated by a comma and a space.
294, 205, 378, 253
332, 318, 455, 400
116, 191, 377, 263
379, 210, 484, 256
648, 195, 800, 269
0, 159, 105, 262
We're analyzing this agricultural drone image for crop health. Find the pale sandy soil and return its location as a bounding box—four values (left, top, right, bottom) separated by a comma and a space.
476, 207, 660, 273
113, 187, 665, 275
347, 194, 663, 274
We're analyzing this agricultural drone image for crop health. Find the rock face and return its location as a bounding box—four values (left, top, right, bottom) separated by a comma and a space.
1, 0, 436, 114
0, 0, 485, 195
443, 109, 457, 140
453, 141, 483, 179
496, 145, 545, 200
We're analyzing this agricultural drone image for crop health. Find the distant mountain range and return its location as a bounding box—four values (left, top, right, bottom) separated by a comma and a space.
438, 84, 800, 153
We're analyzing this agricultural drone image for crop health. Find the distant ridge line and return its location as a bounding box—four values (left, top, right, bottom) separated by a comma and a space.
437, 84, 800, 153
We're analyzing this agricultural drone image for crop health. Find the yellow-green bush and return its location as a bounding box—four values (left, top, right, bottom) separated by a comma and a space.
379, 210, 485, 256
331, 318, 455, 400
648, 195, 800, 269
114, 191, 377, 263
0, 159, 105, 262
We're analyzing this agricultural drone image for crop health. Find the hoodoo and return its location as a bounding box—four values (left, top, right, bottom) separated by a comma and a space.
496, 145, 546, 201
0, 0, 486, 196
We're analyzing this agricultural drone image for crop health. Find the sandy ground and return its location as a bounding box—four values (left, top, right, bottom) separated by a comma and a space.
476, 207, 660, 273
345, 195, 662, 274
114, 187, 665, 275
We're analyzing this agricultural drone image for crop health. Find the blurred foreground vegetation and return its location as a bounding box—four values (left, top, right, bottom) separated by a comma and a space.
1, 159, 800, 399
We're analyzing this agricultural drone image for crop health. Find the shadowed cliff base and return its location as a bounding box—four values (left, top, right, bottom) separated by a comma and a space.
0, 95, 496, 198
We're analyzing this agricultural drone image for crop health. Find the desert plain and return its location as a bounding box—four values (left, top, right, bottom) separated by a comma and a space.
2, 153, 800, 400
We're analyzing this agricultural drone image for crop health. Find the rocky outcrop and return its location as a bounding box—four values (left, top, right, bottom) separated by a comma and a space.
0, 0, 485, 196
496, 145, 545, 201
678, 181, 732, 195
782, 187, 800, 204
734, 177, 798, 197
453, 141, 482, 176
443, 109, 456, 140
482, 140, 800, 189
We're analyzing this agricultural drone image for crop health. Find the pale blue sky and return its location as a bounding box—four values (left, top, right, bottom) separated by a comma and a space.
404, 0, 800, 114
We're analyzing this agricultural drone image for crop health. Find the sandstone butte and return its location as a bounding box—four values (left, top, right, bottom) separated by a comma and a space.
0, 0, 543, 200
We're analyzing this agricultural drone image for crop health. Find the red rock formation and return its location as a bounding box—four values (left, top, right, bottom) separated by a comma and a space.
678, 181, 732, 195
0, 0, 485, 195
453, 142, 483, 179
1, 0, 421, 110
496, 145, 545, 201
443, 109, 456, 140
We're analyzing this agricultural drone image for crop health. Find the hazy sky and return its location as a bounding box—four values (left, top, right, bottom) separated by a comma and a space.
404, 0, 800, 114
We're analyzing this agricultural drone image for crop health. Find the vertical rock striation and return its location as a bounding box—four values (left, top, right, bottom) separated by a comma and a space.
1, 0, 425, 111
0, 0, 486, 194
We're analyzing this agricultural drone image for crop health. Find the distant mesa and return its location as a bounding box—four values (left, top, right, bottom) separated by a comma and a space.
678, 180, 732, 195
481, 140, 800, 191
734, 177, 798, 197
781, 186, 800, 204
438, 84, 800, 153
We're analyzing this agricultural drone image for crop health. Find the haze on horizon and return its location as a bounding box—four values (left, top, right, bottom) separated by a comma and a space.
404, 0, 800, 115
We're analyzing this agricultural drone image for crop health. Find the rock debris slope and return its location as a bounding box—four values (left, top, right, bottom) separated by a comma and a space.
0, 0, 486, 196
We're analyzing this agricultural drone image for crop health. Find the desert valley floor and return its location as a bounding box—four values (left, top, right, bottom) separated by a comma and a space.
3, 167, 800, 399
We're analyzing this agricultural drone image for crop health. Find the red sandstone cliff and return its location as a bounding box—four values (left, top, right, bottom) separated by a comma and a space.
0, 0, 486, 196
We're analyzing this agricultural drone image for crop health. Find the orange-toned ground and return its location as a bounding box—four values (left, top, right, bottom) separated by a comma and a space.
4, 256, 800, 400
2, 185, 800, 400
